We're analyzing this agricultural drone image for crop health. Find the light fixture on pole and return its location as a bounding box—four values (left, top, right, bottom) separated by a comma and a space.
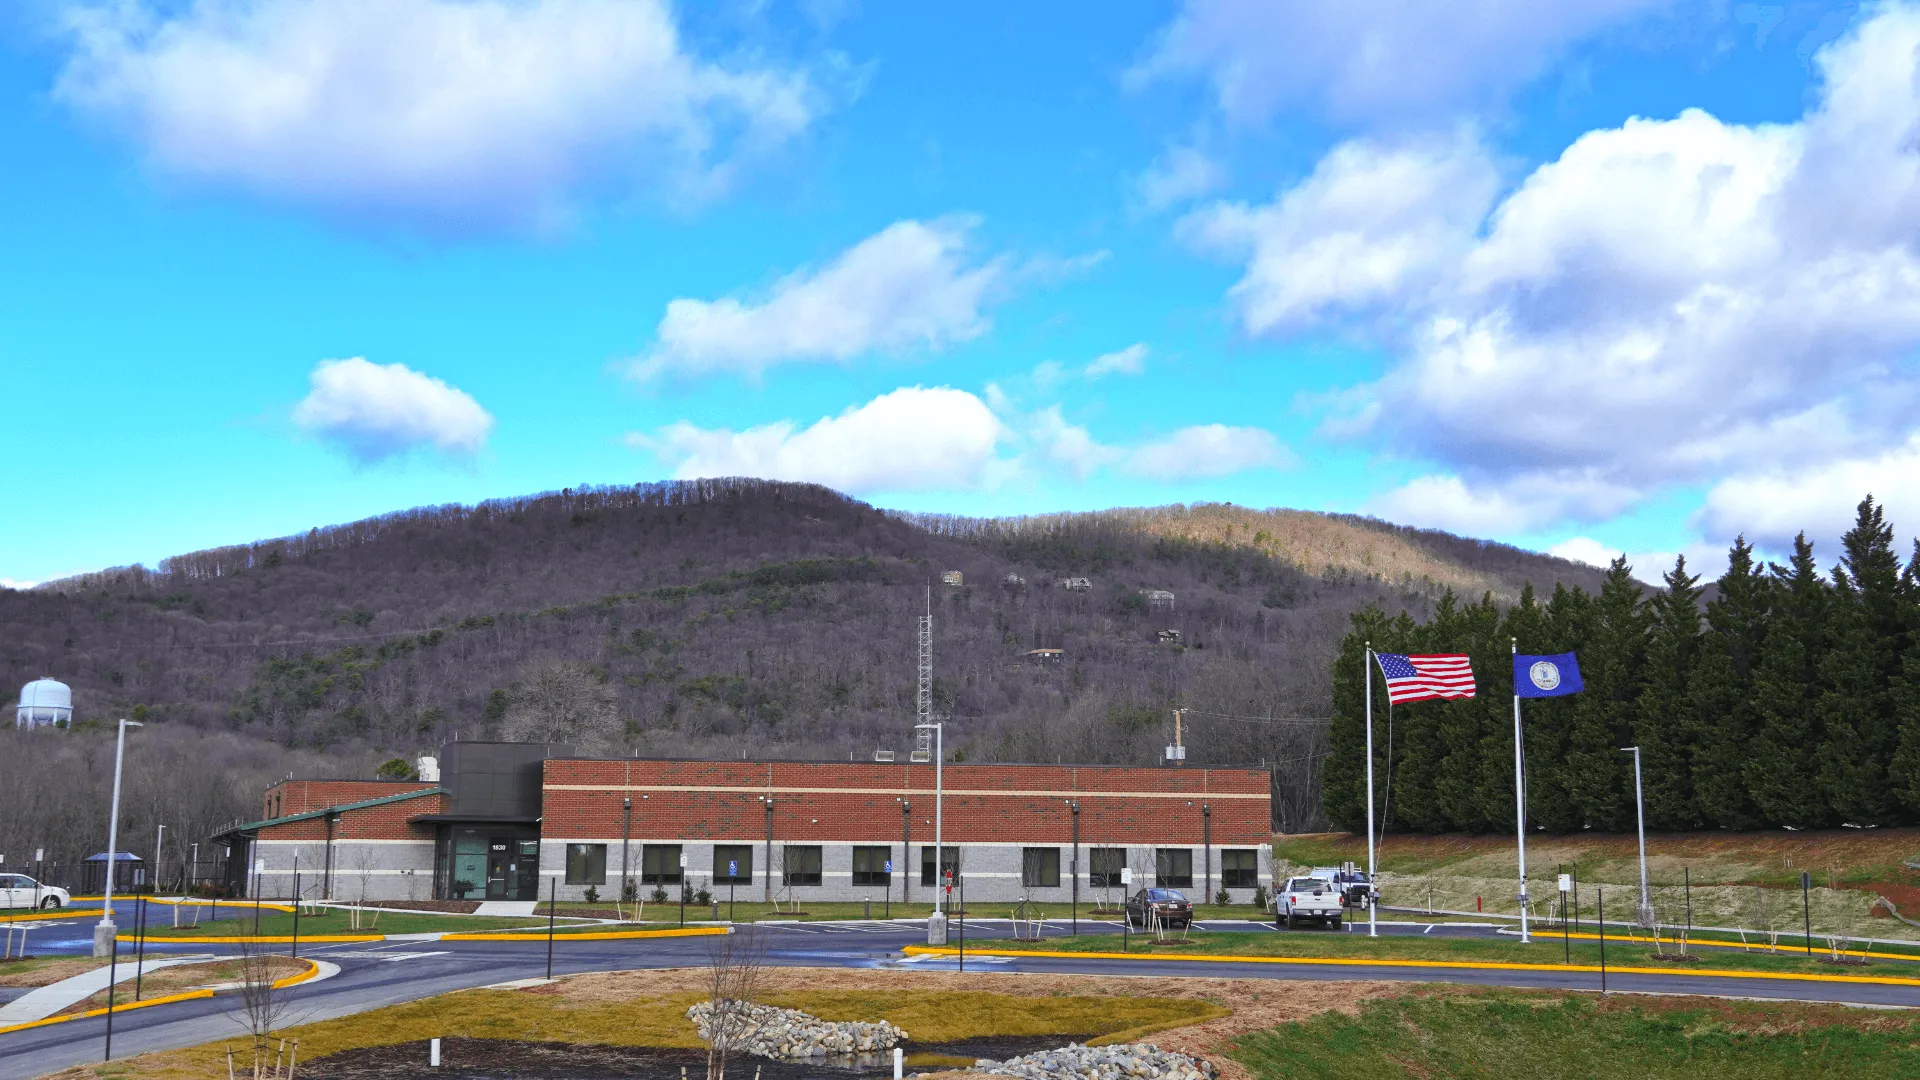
95, 719, 143, 957
1620, 746, 1651, 925
915, 720, 944, 945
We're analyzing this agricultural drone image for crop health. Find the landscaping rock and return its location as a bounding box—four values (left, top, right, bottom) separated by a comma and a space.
971, 1042, 1217, 1080
686, 1001, 908, 1058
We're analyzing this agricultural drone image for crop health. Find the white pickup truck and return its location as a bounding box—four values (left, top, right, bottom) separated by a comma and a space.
1275, 875, 1343, 929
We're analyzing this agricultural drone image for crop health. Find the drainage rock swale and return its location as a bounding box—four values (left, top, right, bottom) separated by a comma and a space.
687, 1001, 909, 1058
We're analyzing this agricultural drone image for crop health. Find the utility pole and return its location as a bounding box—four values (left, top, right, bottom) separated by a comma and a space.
154, 825, 166, 896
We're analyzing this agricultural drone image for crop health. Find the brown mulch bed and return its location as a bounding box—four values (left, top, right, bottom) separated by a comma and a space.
357, 900, 482, 913
302, 1034, 1086, 1079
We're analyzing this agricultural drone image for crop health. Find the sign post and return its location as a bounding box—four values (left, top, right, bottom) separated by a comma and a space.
1121, 867, 1133, 953
679, 852, 687, 928
728, 860, 738, 923
884, 860, 893, 919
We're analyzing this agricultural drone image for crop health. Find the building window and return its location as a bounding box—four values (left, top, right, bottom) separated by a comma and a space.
641, 844, 683, 884
714, 845, 753, 885
852, 846, 893, 886
920, 845, 961, 887
565, 844, 606, 886
782, 845, 823, 886
1155, 848, 1193, 888
1221, 849, 1259, 889
1088, 847, 1126, 888
1021, 848, 1061, 888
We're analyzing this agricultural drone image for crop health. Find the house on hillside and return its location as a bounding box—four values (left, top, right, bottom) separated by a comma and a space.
1059, 577, 1092, 592
941, 570, 964, 586
1144, 589, 1175, 611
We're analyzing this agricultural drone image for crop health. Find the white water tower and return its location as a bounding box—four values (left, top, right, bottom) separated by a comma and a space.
16, 676, 72, 729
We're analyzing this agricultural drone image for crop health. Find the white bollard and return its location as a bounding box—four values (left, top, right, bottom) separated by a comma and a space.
429, 1038, 441, 1067
894, 1047, 904, 1080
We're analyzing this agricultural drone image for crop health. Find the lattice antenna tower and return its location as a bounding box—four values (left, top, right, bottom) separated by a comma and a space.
913, 585, 934, 761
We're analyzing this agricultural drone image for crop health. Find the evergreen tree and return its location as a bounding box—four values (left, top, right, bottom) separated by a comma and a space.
1525, 582, 1592, 832
1428, 592, 1496, 831
1501, 584, 1558, 835
1635, 555, 1702, 828
1817, 497, 1909, 825
1325, 606, 1411, 832
1891, 542, 1920, 812
1689, 537, 1768, 828
1564, 558, 1647, 830
1746, 533, 1830, 826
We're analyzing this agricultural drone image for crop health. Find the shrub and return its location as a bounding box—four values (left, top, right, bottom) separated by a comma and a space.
694, 885, 714, 906
650, 884, 670, 904
584, 886, 599, 904
622, 882, 637, 903
1214, 888, 1231, 906
1251, 884, 1270, 909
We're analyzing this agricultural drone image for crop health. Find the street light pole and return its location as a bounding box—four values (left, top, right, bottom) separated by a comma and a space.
95, 719, 143, 957
154, 825, 166, 895
1620, 746, 1651, 923
915, 721, 944, 944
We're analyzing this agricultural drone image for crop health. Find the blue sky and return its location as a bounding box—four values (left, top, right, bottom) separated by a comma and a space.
5, 0, 1919, 588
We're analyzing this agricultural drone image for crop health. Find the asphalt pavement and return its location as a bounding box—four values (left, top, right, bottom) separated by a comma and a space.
4, 910, 1917, 1080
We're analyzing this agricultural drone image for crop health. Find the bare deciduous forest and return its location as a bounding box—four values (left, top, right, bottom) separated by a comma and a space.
0, 479, 1609, 864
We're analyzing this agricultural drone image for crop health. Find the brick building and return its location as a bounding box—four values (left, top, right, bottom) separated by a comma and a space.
216, 742, 1274, 907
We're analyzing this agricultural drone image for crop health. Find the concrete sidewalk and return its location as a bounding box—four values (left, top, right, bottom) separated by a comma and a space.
0, 955, 217, 1026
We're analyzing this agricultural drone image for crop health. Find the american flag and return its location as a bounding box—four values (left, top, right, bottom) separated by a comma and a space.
1374, 653, 1476, 704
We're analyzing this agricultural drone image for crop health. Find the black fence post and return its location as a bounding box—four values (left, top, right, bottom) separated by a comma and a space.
1597, 887, 1607, 994
546, 876, 557, 981
1802, 871, 1813, 956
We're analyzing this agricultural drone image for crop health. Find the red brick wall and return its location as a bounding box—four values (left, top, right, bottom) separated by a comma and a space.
256, 791, 444, 842
264, 779, 438, 819
541, 759, 1269, 845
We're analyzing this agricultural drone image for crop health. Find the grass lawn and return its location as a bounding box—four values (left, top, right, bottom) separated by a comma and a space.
970, 928, 1920, 978
1232, 990, 1920, 1079
126, 909, 586, 938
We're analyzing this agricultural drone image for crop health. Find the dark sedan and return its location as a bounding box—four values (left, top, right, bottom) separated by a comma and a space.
1125, 887, 1193, 928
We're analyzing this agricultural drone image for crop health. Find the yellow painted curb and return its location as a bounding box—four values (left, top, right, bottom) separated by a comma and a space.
442, 926, 731, 942
0, 989, 216, 1036
0, 957, 322, 1037
1540, 928, 1920, 965
0, 908, 102, 923
902, 945, 1920, 989
121, 934, 383, 944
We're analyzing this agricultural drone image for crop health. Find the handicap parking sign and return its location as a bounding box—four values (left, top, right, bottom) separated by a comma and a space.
884, 860, 893, 873
728, 860, 738, 876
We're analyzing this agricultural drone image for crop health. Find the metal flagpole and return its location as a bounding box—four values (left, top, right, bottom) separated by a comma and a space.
1512, 638, 1530, 944
1364, 642, 1377, 939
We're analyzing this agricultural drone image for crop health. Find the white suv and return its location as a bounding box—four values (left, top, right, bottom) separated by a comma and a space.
0, 875, 70, 910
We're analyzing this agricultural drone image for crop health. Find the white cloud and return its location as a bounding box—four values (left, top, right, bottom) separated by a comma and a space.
1182, 134, 1499, 332
1548, 536, 1621, 568
636, 386, 1008, 493
1698, 433, 1920, 551
1131, 145, 1224, 213
54, 0, 816, 225
1030, 406, 1124, 480
292, 357, 494, 462
1134, 0, 1667, 125
0, 578, 39, 591
1085, 343, 1149, 378
1204, 4, 1920, 545
632, 219, 1003, 382
1122, 424, 1289, 481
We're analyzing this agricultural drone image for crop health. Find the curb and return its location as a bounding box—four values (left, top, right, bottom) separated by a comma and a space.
121, 934, 384, 944
441, 926, 732, 942
0, 958, 320, 1037
0, 909, 102, 924
901, 945, 1920, 989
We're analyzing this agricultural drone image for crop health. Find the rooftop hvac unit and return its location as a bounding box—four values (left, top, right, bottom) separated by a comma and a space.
873, 750, 896, 762
1164, 744, 1187, 762
909, 750, 933, 763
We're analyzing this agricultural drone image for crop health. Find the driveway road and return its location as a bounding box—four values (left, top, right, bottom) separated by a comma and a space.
4, 920, 1916, 1080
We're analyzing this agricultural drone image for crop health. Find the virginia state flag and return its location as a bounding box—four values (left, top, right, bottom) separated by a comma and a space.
1514, 653, 1584, 698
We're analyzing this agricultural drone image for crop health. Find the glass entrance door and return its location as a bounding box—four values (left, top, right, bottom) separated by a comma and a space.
486, 841, 511, 899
